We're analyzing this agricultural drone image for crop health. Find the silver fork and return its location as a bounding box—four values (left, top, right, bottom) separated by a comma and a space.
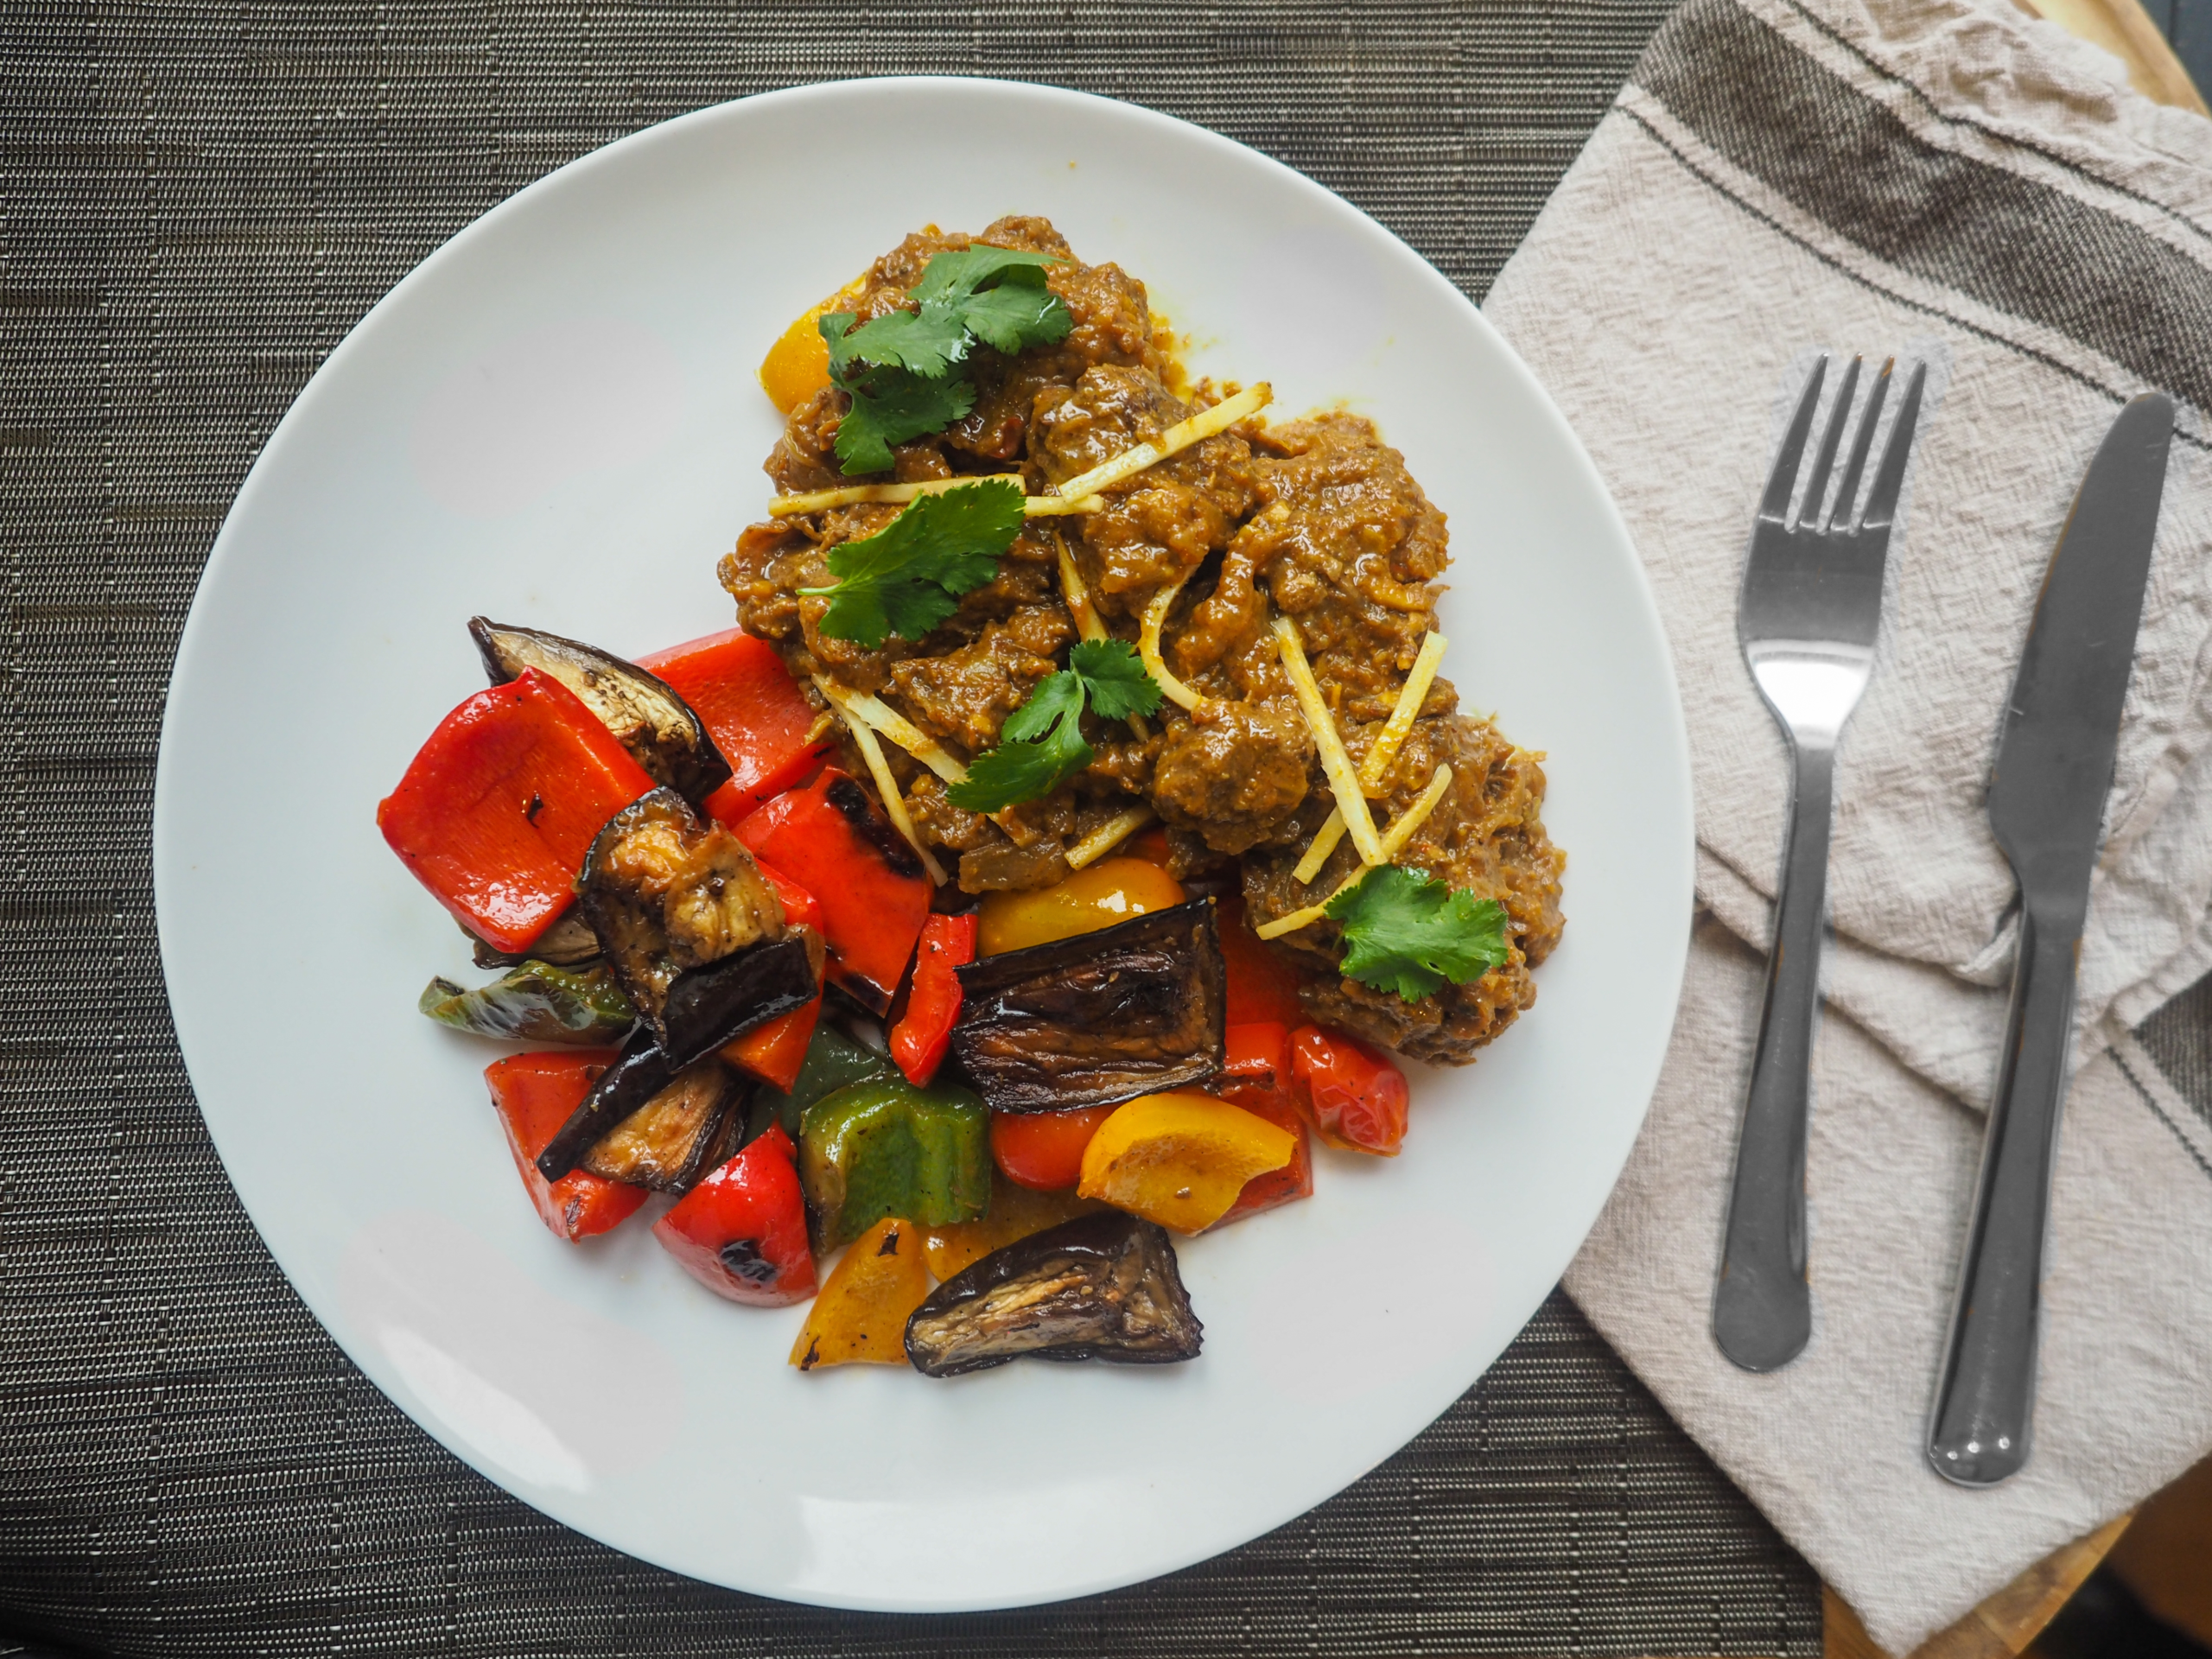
1713, 353, 1929, 1373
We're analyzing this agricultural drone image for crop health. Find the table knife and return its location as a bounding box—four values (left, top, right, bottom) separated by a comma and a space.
1926, 391, 2174, 1487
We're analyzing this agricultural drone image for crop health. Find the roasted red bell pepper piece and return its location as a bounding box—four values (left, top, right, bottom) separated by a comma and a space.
735, 768, 930, 1014
378, 669, 658, 953
890, 912, 976, 1086
1288, 1024, 1410, 1157
652, 1123, 816, 1306
1217, 896, 1312, 1027
989, 1104, 1116, 1192
719, 861, 826, 1092
484, 1051, 649, 1242
637, 628, 830, 819
1213, 1022, 1313, 1224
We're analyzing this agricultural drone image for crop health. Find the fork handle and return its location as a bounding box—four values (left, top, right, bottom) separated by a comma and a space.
1925, 901, 2078, 1485
1713, 739, 1834, 1372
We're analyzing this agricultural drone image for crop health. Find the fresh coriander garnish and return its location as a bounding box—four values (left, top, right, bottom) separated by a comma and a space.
1321, 865, 1511, 1001
947, 639, 1163, 812
800, 479, 1026, 648
821, 246, 1072, 475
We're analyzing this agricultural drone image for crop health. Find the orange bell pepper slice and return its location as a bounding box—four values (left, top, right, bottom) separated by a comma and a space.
1077, 1090, 1295, 1234
758, 279, 868, 416
789, 1217, 931, 1370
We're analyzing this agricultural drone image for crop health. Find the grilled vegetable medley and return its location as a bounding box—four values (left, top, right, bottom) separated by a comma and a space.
378, 220, 1565, 1376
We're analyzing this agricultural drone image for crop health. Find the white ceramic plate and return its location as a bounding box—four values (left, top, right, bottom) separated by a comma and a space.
154, 79, 1690, 1611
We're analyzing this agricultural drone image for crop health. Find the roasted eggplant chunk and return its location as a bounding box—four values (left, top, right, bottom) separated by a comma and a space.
904, 1211, 1203, 1376
418, 961, 635, 1045
470, 616, 730, 803
535, 1027, 674, 1179
466, 909, 603, 970
534, 1029, 745, 1190
578, 789, 821, 1062
578, 1053, 746, 1192
949, 898, 1226, 1112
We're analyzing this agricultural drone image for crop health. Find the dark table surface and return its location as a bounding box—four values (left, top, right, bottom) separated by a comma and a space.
0, 3, 1826, 1654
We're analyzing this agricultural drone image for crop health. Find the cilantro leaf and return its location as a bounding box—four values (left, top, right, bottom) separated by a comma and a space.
818, 248, 1071, 474
1322, 865, 1511, 1002
957, 280, 1073, 356
946, 639, 1164, 811
803, 479, 1025, 647
907, 247, 1062, 303
1068, 639, 1164, 721
950, 716, 1091, 811
828, 364, 976, 475
827, 304, 973, 380
1001, 671, 1084, 745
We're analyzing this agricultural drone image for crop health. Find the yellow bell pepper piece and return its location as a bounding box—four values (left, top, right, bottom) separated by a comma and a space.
1077, 1091, 1296, 1234
758, 280, 868, 416
976, 857, 1185, 956
921, 1173, 1103, 1281
789, 1217, 931, 1370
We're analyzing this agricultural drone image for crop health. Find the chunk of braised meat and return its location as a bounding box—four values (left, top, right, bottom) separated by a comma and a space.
958, 840, 1071, 895
1178, 415, 1446, 715
1243, 715, 1565, 1065
1151, 699, 1313, 855
889, 601, 1074, 754
1032, 365, 1257, 617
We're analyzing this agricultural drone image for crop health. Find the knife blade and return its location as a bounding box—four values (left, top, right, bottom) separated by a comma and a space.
1926, 391, 2173, 1487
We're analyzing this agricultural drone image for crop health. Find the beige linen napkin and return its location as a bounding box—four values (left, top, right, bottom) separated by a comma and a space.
1483, 0, 2212, 1648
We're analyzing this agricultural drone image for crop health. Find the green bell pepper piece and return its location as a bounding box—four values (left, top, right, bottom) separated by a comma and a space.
751, 1021, 895, 1143
799, 1075, 990, 1250
417, 962, 636, 1045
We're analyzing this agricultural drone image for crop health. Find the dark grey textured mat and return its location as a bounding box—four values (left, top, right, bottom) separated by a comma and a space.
0, 3, 1831, 1653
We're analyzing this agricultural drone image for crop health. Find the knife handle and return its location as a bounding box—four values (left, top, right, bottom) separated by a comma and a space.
1927, 902, 2080, 1486
1713, 741, 1833, 1372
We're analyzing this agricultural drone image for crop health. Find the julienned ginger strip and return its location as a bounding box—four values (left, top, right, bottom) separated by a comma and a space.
770, 477, 1106, 517
1292, 630, 1449, 884
1049, 383, 1272, 503
1271, 615, 1384, 866
1253, 764, 1457, 941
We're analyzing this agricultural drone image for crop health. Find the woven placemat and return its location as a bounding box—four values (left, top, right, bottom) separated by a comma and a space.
0, 3, 1826, 1654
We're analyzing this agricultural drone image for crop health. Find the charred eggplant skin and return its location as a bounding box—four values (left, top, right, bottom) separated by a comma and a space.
949, 898, 1227, 1113
470, 616, 730, 803
536, 1027, 676, 1181
903, 1211, 1203, 1376
660, 935, 817, 1067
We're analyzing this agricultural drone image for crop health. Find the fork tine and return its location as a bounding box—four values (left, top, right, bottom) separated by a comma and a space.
1830, 357, 1891, 529
1858, 359, 1928, 531
1798, 355, 1861, 530
1758, 354, 1828, 521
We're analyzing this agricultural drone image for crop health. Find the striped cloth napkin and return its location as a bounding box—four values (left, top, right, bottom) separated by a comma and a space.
1484, 0, 2212, 1649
